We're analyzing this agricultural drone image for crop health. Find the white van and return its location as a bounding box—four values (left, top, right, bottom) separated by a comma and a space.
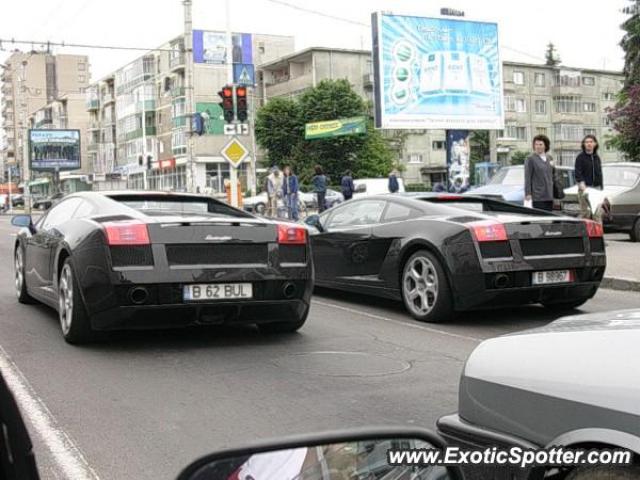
352, 178, 405, 198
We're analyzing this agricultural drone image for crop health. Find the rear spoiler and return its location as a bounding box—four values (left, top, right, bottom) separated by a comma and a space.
420, 194, 558, 216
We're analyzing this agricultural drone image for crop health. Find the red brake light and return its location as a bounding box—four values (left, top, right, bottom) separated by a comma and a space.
468, 221, 508, 242
277, 224, 307, 245
584, 219, 604, 238
103, 221, 150, 245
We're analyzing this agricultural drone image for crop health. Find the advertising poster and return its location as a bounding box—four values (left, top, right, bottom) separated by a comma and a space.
446, 130, 471, 192
305, 117, 367, 140
196, 102, 225, 135
372, 12, 504, 130
193, 31, 253, 65
29, 130, 81, 171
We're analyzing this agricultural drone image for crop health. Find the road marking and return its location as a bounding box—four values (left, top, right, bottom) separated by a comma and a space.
0, 345, 100, 480
312, 300, 483, 343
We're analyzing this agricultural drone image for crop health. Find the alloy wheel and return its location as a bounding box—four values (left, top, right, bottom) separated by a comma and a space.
58, 264, 74, 335
14, 249, 24, 297
403, 256, 439, 316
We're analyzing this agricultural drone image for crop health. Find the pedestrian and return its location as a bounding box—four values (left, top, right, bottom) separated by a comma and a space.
340, 170, 355, 201
282, 165, 300, 221
266, 166, 283, 217
524, 135, 555, 211
575, 134, 604, 222
388, 170, 400, 193
311, 165, 328, 213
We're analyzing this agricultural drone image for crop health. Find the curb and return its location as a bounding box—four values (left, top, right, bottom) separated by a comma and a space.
601, 276, 640, 292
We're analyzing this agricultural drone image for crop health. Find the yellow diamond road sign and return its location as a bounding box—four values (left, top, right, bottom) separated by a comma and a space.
221, 137, 249, 168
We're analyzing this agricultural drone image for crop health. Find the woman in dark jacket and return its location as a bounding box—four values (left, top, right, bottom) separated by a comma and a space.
574, 135, 603, 190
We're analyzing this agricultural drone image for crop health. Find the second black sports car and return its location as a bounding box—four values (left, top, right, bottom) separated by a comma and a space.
12, 191, 313, 344
304, 194, 606, 323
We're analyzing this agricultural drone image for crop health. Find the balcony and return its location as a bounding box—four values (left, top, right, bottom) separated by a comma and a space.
363, 73, 374, 89
169, 53, 186, 72
87, 99, 100, 111
171, 86, 186, 98
172, 115, 188, 128
122, 126, 157, 142
88, 141, 99, 153
102, 92, 115, 105
88, 121, 100, 131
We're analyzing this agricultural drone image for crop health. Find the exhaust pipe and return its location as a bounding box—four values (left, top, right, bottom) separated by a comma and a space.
494, 274, 510, 289
282, 283, 297, 299
129, 287, 149, 305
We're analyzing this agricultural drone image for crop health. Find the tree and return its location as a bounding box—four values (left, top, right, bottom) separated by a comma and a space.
545, 43, 561, 67
255, 97, 302, 167
510, 150, 529, 165
607, 0, 640, 161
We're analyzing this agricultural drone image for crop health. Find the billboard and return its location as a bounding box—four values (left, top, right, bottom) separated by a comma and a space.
372, 12, 504, 130
446, 130, 471, 192
196, 102, 225, 135
305, 117, 367, 140
29, 130, 81, 171
193, 31, 253, 65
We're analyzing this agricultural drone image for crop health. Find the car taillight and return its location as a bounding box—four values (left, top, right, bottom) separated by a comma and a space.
103, 221, 150, 245
468, 220, 508, 242
277, 224, 307, 244
584, 219, 604, 238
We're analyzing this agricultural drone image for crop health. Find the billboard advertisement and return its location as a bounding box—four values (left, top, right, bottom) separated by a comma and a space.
305, 117, 367, 140
195, 102, 225, 135
193, 31, 253, 65
446, 130, 471, 192
29, 129, 81, 171
372, 12, 504, 130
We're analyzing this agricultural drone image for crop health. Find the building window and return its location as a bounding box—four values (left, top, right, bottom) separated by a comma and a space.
554, 124, 583, 142
501, 125, 527, 141
534, 73, 545, 87
583, 128, 596, 137
513, 71, 525, 85
408, 153, 423, 164
505, 96, 526, 112
603, 116, 611, 126
554, 73, 581, 87
432, 140, 446, 150
554, 96, 581, 113
557, 150, 582, 166
536, 127, 548, 136
78, 63, 86, 71
603, 92, 615, 101
582, 76, 595, 86
535, 100, 546, 114
583, 102, 596, 112
515, 98, 526, 112
78, 75, 86, 83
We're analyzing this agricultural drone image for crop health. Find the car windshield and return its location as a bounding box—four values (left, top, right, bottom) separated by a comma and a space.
488, 167, 524, 186
110, 196, 252, 218
603, 166, 640, 187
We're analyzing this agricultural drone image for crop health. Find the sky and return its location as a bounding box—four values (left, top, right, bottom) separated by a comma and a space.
0, 0, 630, 81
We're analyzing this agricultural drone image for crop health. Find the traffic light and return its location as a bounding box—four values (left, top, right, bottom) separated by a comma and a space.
146, 155, 153, 170
235, 86, 248, 122
218, 85, 234, 123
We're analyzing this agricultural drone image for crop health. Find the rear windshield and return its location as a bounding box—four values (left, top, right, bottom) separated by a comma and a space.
419, 197, 555, 216
109, 195, 252, 218
603, 166, 640, 187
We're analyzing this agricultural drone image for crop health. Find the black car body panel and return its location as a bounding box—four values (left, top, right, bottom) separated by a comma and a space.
15, 191, 313, 331
307, 194, 605, 313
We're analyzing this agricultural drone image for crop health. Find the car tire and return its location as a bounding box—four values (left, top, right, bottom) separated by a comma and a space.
401, 250, 453, 323
14, 247, 36, 304
257, 306, 309, 334
630, 218, 640, 242
58, 258, 95, 344
542, 297, 589, 311
255, 202, 266, 215
566, 466, 640, 480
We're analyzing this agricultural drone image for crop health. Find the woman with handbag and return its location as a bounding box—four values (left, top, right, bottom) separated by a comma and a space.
524, 135, 555, 211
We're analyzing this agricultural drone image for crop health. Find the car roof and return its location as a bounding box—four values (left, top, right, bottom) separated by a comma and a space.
602, 162, 640, 168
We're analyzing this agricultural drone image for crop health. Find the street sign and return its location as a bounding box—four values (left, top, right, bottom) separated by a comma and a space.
233, 63, 255, 86
221, 137, 249, 168
224, 124, 249, 136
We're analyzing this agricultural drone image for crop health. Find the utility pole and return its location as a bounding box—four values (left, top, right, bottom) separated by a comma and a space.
20, 60, 31, 214
225, 0, 239, 207
183, 0, 196, 193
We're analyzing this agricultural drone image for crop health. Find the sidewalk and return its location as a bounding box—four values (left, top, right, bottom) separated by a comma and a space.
602, 234, 640, 292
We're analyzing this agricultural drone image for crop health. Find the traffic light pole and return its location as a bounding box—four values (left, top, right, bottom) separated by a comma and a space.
225, 0, 239, 207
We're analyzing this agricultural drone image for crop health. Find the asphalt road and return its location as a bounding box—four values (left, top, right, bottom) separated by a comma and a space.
1, 216, 640, 479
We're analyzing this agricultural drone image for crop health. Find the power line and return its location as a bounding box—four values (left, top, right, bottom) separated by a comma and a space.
262, 0, 369, 27
0, 38, 175, 53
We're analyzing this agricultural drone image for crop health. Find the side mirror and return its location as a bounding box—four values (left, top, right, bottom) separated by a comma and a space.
355, 184, 366, 193
11, 215, 32, 228
304, 214, 324, 232
177, 428, 461, 480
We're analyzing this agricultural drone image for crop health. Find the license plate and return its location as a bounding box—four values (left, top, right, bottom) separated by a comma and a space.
183, 283, 253, 301
532, 270, 572, 285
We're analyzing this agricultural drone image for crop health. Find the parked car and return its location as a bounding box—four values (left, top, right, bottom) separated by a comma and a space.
468, 165, 576, 205
352, 178, 406, 198
11, 194, 24, 207
304, 193, 605, 323
438, 308, 640, 480
12, 191, 312, 344
243, 191, 308, 217
299, 188, 344, 209
32, 192, 65, 210
562, 162, 640, 241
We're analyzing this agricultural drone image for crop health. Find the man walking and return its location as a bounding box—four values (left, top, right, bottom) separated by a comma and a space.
388, 170, 400, 193
282, 165, 300, 221
266, 166, 283, 217
524, 135, 555, 211
340, 170, 355, 201
312, 165, 328, 213
575, 134, 604, 221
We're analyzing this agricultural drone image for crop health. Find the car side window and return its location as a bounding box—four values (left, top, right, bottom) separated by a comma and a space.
40, 198, 83, 230
325, 200, 386, 229
382, 202, 416, 223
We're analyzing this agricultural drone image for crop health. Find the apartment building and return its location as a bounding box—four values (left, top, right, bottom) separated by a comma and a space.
0, 51, 90, 185
258, 48, 624, 185
87, 31, 294, 194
